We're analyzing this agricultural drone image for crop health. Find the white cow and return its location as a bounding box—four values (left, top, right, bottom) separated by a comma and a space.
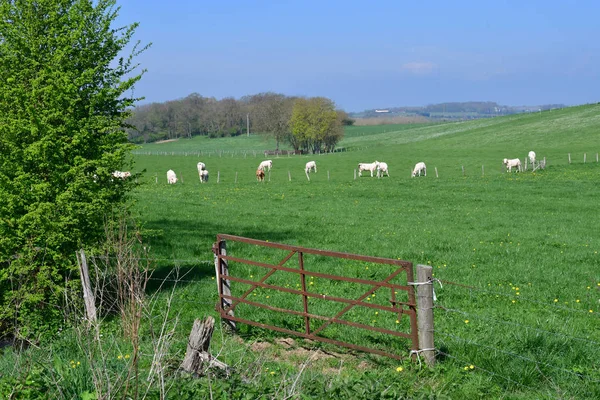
377, 162, 389, 178
528, 151, 536, 166
167, 169, 178, 184
358, 161, 380, 177
197, 161, 206, 171
305, 161, 317, 174
411, 162, 426, 177
112, 171, 131, 179
503, 158, 522, 173
199, 169, 209, 183
258, 160, 273, 171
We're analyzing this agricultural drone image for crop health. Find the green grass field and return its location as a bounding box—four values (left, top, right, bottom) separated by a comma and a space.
2, 104, 600, 399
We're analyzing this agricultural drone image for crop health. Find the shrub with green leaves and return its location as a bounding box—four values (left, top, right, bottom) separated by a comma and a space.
0, 0, 147, 338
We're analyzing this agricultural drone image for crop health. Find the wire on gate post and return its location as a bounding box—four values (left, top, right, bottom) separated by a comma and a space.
409, 348, 436, 369
408, 278, 443, 302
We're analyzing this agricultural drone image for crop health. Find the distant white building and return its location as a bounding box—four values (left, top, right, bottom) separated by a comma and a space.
375, 109, 389, 113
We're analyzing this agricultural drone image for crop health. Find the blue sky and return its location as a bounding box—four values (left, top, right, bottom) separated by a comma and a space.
116, 0, 600, 112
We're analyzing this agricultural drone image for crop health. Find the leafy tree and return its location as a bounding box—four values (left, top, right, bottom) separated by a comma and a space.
289, 97, 343, 153
0, 0, 148, 338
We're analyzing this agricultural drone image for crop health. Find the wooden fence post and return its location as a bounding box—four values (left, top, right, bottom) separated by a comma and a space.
76, 250, 97, 328
327, 170, 330, 181
568, 153, 571, 164
288, 170, 291, 182
584, 153, 586, 163
235, 172, 238, 184
524, 158, 528, 171
416, 264, 435, 366
217, 171, 220, 183
354, 169, 357, 180
214, 240, 235, 330
435, 167, 438, 178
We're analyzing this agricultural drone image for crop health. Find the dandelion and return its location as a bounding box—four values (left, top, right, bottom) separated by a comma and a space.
576, 299, 580, 303
375, 312, 379, 315
118, 355, 123, 360
396, 367, 403, 372
516, 292, 520, 296
124, 354, 130, 359
464, 320, 469, 324
464, 366, 469, 371
554, 299, 558, 303
587, 286, 591, 290
270, 371, 275, 375
77, 361, 81, 365
310, 282, 314, 285
211, 277, 215, 280
590, 310, 594, 313
396, 320, 400, 324
512, 300, 516, 304
266, 296, 270, 299
469, 365, 475, 370
365, 267, 369, 270
250, 275, 254, 278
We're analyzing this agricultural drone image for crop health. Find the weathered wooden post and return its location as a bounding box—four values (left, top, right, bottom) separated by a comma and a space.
524, 158, 528, 171
354, 169, 357, 180
213, 240, 235, 330
435, 167, 438, 178
235, 172, 238, 184
568, 153, 571, 164
217, 171, 220, 183
76, 250, 97, 328
180, 317, 229, 375
288, 170, 291, 182
327, 170, 330, 181
416, 264, 435, 366
584, 153, 587, 163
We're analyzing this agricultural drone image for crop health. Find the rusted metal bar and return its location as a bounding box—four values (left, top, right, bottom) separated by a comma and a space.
222, 315, 405, 361
299, 251, 310, 335
228, 250, 296, 311
405, 261, 419, 355
221, 294, 414, 340
217, 234, 412, 268
311, 267, 407, 336
224, 275, 415, 314
223, 255, 411, 291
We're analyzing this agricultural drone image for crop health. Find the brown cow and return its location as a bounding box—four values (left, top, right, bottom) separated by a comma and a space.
256, 169, 265, 182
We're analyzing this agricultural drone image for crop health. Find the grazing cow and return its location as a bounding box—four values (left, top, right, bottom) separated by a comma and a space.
167, 169, 178, 184
256, 169, 265, 182
305, 161, 317, 174
503, 158, 522, 173
377, 162, 389, 178
258, 160, 273, 171
197, 161, 206, 171
528, 151, 536, 166
411, 162, 426, 177
200, 169, 209, 183
112, 171, 131, 179
358, 161, 380, 177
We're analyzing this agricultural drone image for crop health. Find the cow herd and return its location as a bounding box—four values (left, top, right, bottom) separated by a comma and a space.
116, 150, 540, 185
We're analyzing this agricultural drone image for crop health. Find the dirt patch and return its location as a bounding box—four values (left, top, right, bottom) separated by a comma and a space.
154, 139, 179, 144
250, 341, 272, 352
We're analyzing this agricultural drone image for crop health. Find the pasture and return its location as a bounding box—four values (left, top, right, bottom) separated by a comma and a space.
125, 104, 600, 398
2, 104, 600, 398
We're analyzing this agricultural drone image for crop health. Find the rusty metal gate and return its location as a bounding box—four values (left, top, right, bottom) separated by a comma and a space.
213, 234, 419, 360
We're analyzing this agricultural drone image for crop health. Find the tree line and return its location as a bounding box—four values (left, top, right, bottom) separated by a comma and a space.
126, 93, 354, 153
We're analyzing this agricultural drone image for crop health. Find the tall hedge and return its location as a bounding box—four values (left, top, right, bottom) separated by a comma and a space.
0, 0, 147, 338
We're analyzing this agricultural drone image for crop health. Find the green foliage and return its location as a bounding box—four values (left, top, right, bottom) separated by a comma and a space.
0, 0, 147, 338
289, 97, 343, 153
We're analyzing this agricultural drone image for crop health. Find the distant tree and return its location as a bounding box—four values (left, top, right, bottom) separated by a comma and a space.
289, 97, 343, 153
0, 0, 148, 337
337, 110, 355, 126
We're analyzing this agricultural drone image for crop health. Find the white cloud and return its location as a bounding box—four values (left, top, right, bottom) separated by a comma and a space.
401, 61, 437, 75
